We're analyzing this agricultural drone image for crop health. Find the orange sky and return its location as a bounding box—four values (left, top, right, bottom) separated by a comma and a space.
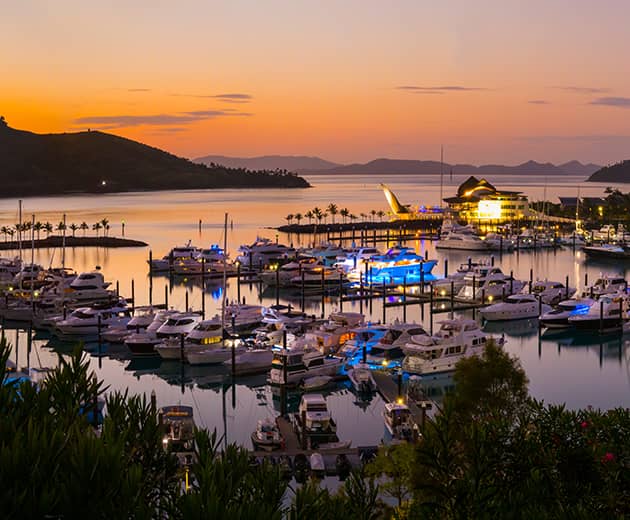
3, 1, 630, 164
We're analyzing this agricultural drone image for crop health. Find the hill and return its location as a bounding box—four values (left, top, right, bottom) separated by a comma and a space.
309, 158, 601, 176
194, 154, 340, 172
0, 119, 309, 197
587, 160, 630, 182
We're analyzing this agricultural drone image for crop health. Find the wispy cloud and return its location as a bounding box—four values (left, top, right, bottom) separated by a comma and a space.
127, 88, 151, 92
396, 85, 488, 94
171, 92, 253, 103
73, 109, 252, 129
553, 86, 610, 94
528, 99, 550, 105
589, 96, 630, 108
518, 134, 630, 143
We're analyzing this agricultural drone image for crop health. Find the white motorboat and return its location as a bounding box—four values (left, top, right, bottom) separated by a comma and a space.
347, 247, 437, 284
258, 259, 318, 287
480, 294, 552, 321
63, 270, 113, 301
402, 319, 499, 375
457, 268, 525, 302
365, 321, 428, 367
149, 242, 201, 271
529, 280, 576, 305
124, 309, 180, 355
236, 238, 295, 268
13, 263, 44, 287
223, 302, 264, 334
432, 259, 492, 296
310, 453, 325, 478
302, 311, 364, 353
268, 345, 343, 386
251, 418, 284, 451
54, 299, 132, 339
296, 394, 335, 432
338, 324, 388, 358
436, 227, 490, 251
347, 362, 376, 393
101, 306, 158, 343
186, 342, 246, 365
157, 318, 225, 360
289, 265, 346, 288
223, 348, 273, 375
159, 405, 195, 465
580, 275, 627, 298
155, 312, 202, 338
568, 292, 629, 331
383, 403, 417, 443
540, 298, 595, 329
558, 232, 586, 247
261, 305, 310, 328
333, 246, 381, 272
301, 243, 345, 266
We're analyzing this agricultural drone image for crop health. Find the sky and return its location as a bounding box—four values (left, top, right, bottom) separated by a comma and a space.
2, 0, 630, 165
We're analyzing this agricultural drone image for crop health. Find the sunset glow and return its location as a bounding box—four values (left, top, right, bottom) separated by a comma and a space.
3, 0, 630, 164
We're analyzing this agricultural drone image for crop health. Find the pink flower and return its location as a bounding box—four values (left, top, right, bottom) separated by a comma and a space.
601, 452, 615, 463
580, 421, 588, 429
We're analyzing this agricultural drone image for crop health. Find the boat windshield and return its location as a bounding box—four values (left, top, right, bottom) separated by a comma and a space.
306, 403, 328, 412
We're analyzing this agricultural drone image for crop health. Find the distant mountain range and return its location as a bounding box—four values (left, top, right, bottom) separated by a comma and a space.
194, 154, 341, 172
194, 154, 600, 176
0, 120, 309, 197
587, 161, 630, 183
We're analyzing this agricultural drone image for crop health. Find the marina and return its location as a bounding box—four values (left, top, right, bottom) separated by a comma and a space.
2, 173, 630, 454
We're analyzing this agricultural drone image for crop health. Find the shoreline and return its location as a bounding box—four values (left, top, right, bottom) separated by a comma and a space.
0, 235, 147, 251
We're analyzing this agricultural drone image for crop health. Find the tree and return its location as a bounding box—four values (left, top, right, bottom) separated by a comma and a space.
327, 203, 338, 224
294, 212, 303, 225
285, 213, 294, 226
370, 209, 377, 222
100, 218, 110, 237
305, 210, 314, 225
43, 222, 53, 237
360, 212, 367, 222
377, 210, 385, 222
34, 221, 43, 240
93, 222, 102, 237
366, 442, 415, 509
340, 208, 350, 224
80, 221, 89, 236
312, 207, 324, 224
56, 221, 66, 234
69, 223, 79, 237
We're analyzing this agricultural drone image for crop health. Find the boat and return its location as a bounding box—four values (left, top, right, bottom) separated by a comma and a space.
260, 305, 311, 328
101, 306, 158, 343
333, 246, 381, 272
300, 243, 345, 266
186, 340, 246, 365
432, 259, 492, 296
457, 268, 525, 302
156, 318, 224, 360
155, 312, 202, 338
54, 299, 132, 339
382, 403, 417, 443
63, 270, 113, 301
529, 280, 576, 305
581, 275, 628, 298
436, 225, 491, 251
558, 232, 586, 247
288, 265, 346, 289
583, 244, 630, 260
223, 302, 265, 334
171, 245, 233, 276
310, 453, 325, 478
347, 247, 437, 284
222, 348, 273, 375
338, 324, 388, 358
236, 238, 295, 269
347, 362, 376, 393
149, 242, 201, 271
539, 298, 595, 329
479, 294, 552, 321
268, 344, 343, 386
296, 393, 335, 432
258, 259, 319, 287
250, 417, 284, 451
365, 321, 428, 367
402, 319, 499, 375
160, 405, 195, 466
301, 311, 364, 353
567, 293, 629, 331
124, 309, 180, 356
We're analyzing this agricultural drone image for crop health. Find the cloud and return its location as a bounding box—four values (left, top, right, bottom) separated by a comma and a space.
170, 92, 253, 102
553, 86, 610, 94
589, 96, 630, 108
527, 99, 550, 104
127, 88, 151, 92
518, 134, 630, 143
73, 109, 252, 129
396, 85, 488, 93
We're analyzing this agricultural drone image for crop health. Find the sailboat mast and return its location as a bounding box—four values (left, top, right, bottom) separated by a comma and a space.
439, 145, 444, 209
30, 214, 35, 307
18, 199, 22, 260
221, 212, 228, 332
576, 185, 581, 232
61, 213, 66, 270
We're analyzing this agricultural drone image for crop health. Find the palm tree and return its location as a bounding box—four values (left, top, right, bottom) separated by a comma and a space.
100, 218, 109, 237
93, 222, 102, 238
360, 212, 367, 223
305, 210, 314, 225
34, 221, 43, 240
377, 210, 386, 222
56, 221, 67, 234
326, 203, 338, 224
69, 223, 79, 237
294, 212, 303, 225
340, 208, 349, 224
370, 209, 377, 222
312, 207, 324, 224
350, 214, 358, 223
44, 222, 53, 237
285, 214, 294, 226
0, 226, 8, 242
80, 221, 89, 236
6, 228, 15, 241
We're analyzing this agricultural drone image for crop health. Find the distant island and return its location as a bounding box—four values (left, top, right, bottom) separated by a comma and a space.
587, 160, 630, 183
0, 117, 310, 198
194, 153, 601, 176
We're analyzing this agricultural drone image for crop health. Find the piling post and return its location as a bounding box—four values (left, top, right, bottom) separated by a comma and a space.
359, 274, 364, 315
339, 272, 344, 312
275, 268, 280, 306
301, 269, 305, 312
599, 300, 604, 333
369, 271, 373, 314
429, 289, 434, 334
450, 281, 455, 319
584, 273, 588, 290
444, 259, 448, 278
420, 262, 424, 294
403, 275, 407, 322
565, 275, 569, 299
382, 281, 387, 323
491, 255, 495, 267
164, 285, 169, 308
237, 263, 241, 302
320, 268, 325, 318
397, 370, 402, 401
510, 270, 514, 294
185, 290, 189, 312
116, 280, 119, 298
97, 315, 102, 356
180, 332, 185, 362
131, 279, 135, 314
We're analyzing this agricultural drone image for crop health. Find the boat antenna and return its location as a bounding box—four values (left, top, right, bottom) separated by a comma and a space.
439, 145, 444, 209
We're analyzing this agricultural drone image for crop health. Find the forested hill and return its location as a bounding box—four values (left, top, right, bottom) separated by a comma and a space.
0, 119, 309, 197
587, 160, 630, 183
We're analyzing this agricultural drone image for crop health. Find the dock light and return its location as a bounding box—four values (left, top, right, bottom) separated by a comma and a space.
487, 295, 493, 302
33, 291, 39, 297
440, 289, 446, 296
162, 436, 169, 447
381, 359, 388, 367
8, 287, 12, 292
101, 180, 106, 186
396, 397, 404, 405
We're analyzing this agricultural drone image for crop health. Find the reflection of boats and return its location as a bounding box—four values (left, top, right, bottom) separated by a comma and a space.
482, 318, 539, 338
402, 319, 497, 375
186, 342, 246, 366
480, 294, 551, 321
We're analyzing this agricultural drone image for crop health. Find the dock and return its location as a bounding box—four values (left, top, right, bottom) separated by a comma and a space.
372, 370, 431, 429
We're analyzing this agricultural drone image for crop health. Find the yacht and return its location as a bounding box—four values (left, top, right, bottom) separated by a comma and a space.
300, 243, 345, 266
223, 348, 274, 375
258, 259, 319, 287
365, 321, 428, 367
64, 271, 113, 301
436, 228, 490, 251
530, 280, 576, 305
539, 298, 595, 329
124, 309, 181, 355
347, 362, 376, 393
223, 302, 264, 334
567, 293, 629, 331
155, 312, 202, 338
156, 318, 225, 360
13, 264, 44, 288
250, 418, 284, 451
261, 305, 310, 328
338, 324, 388, 358
296, 394, 335, 432
268, 344, 343, 386
289, 265, 346, 289
382, 403, 417, 443
432, 259, 491, 296
186, 341, 246, 365
402, 319, 497, 375
101, 306, 158, 343
348, 247, 437, 284
149, 242, 201, 271
160, 405, 195, 466
457, 269, 525, 302
301, 311, 364, 353
581, 275, 628, 298
54, 299, 132, 339
480, 294, 551, 321
333, 247, 381, 272
236, 238, 295, 269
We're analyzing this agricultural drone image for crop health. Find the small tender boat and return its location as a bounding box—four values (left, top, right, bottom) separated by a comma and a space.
149, 242, 201, 271
310, 452, 325, 478
568, 293, 629, 331
347, 362, 376, 393
251, 417, 284, 451
268, 344, 342, 386
383, 402, 417, 443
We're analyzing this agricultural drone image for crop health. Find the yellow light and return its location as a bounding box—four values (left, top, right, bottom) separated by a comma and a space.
396, 397, 404, 404
477, 200, 503, 220
440, 289, 446, 296
487, 295, 494, 302
381, 359, 388, 367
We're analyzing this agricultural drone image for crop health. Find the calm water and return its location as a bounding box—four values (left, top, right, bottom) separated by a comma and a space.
2, 173, 629, 447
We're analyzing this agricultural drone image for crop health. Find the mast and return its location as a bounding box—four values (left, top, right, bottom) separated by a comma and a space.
61, 213, 66, 270
18, 199, 22, 260
221, 212, 228, 334
576, 185, 581, 232
439, 145, 444, 208
30, 214, 35, 308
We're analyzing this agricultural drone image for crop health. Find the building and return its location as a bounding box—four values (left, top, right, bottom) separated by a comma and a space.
443, 176, 530, 222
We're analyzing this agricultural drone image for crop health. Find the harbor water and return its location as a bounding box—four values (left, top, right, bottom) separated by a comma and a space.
1, 173, 629, 448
